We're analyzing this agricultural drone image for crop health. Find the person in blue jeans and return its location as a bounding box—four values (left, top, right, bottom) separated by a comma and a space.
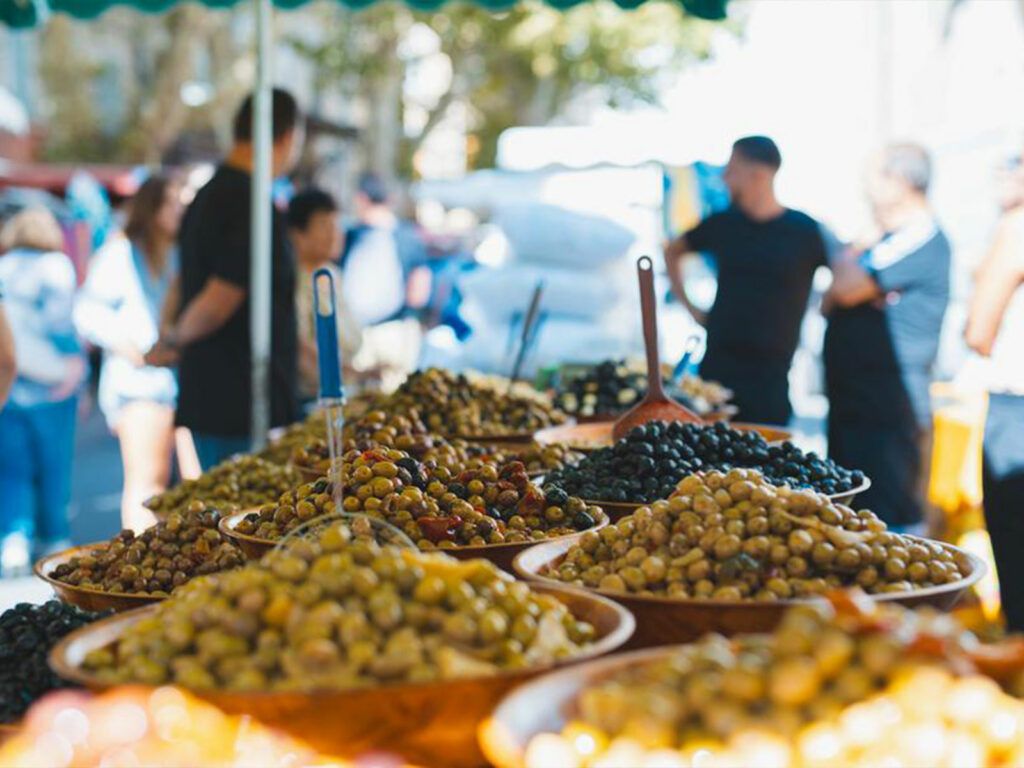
0, 207, 87, 575
75, 175, 183, 532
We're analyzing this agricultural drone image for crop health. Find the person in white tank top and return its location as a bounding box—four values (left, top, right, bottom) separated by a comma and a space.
966, 153, 1024, 631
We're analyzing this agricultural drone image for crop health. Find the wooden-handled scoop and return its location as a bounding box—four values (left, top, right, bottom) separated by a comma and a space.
612, 256, 703, 441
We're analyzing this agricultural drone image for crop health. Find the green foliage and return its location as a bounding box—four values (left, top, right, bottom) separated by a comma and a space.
290, 0, 726, 173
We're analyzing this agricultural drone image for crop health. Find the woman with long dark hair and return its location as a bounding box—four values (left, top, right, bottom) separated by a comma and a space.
75, 174, 183, 532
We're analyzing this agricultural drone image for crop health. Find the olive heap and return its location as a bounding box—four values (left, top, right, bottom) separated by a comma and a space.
546, 421, 864, 503
235, 449, 601, 549
145, 455, 301, 517
294, 432, 582, 481
82, 532, 596, 690
369, 368, 567, 437
544, 468, 969, 600
51, 505, 246, 596
343, 410, 583, 475
0, 601, 110, 723
257, 413, 326, 465
532, 593, 1024, 767
292, 410, 493, 477
487, 442, 584, 475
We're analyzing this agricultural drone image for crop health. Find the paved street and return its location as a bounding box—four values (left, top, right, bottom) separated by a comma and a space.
67, 398, 124, 544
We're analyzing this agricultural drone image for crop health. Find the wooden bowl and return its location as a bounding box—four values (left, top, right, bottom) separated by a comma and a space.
513, 536, 986, 651
481, 646, 675, 768
49, 585, 635, 768
33, 544, 167, 614
219, 509, 611, 574
534, 421, 793, 453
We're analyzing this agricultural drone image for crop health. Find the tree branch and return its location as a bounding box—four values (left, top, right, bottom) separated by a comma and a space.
413, 86, 457, 151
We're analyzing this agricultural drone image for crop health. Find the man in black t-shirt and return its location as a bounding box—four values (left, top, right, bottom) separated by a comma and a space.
147, 89, 302, 470
664, 136, 826, 425
824, 143, 950, 530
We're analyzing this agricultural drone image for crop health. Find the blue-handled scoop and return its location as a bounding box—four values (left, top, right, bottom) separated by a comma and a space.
313, 268, 345, 495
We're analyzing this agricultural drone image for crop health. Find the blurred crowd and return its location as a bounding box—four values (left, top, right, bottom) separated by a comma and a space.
0, 88, 425, 575
0, 90, 1022, 631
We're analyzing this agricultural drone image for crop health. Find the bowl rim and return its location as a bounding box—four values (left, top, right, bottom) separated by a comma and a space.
219, 506, 612, 555
33, 543, 169, 604
48, 582, 636, 696
512, 534, 987, 610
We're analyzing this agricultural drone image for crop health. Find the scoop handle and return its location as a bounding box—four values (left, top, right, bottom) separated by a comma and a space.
313, 267, 343, 400
637, 256, 667, 400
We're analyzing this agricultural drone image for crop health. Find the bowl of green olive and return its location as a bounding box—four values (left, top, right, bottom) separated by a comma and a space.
50, 543, 635, 768
513, 469, 983, 650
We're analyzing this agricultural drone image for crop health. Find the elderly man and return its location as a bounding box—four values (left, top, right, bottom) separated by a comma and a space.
823, 143, 951, 532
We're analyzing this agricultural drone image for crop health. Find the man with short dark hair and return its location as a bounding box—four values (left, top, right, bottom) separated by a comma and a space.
149, 88, 303, 470
664, 136, 827, 425
823, 142, 951, 531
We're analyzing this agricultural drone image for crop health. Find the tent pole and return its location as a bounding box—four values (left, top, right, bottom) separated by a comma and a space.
250, 0, 273, 450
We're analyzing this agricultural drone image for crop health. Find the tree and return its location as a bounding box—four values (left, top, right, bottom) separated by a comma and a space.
37, 6, 248, 163
290, 0, 726, 179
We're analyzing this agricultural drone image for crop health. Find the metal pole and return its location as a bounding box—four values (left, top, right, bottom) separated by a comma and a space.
250, 0, 272, 449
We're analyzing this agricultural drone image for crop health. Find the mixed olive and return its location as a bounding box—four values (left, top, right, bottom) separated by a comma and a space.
257, 414, 326, 465
50, 505, 246, 596
543, 468, 970, 600
145, 456, 301, 517
529, 592, 1024, 767
546, 421, 864, 503
81, 532, 597, 690
236, 450, 602, 549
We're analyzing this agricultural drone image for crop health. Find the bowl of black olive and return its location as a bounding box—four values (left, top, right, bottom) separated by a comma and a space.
0, 601, 112, 729
543, 421, 868, 517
